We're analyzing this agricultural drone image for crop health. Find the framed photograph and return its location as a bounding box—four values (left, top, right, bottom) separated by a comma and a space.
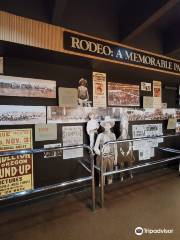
141, 82, 151, 91
0, 105, 46, 125
108, 82, 139, 106
0, 75, 56, 98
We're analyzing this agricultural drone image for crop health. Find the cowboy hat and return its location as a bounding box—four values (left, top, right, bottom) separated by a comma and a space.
100, 116, 115, 128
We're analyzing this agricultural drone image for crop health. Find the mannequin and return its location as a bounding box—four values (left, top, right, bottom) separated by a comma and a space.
86, 112, 99, 149
94, 116, 117, 185
118, 119, 135, 181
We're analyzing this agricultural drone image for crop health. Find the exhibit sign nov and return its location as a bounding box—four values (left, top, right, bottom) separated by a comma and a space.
0, 129, 33, 197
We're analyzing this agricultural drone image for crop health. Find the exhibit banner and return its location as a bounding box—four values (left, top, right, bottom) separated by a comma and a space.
0, 57, 3, 74
64, 31, 180, 75
0, 129, 33, 196
153, 81, 162, 108
0, 105, 46, 125
35, 124, 57, 141
62, 126, 83, 159
108, 82, 139, 106
93, 72, 106, 107
0, 75, 56, 98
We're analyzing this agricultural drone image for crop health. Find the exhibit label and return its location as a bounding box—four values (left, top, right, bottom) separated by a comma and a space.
64, 31, 180, 74
0, 129, 33, 196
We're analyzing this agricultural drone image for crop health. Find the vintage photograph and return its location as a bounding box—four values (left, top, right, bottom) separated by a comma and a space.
141, 82, 151, 91
108, 82, 140, 106
0, 75, 56, 98
0, 105, 46, 125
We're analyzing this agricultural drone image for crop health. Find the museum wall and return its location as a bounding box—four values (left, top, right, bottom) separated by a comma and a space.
0, 56, 179, 191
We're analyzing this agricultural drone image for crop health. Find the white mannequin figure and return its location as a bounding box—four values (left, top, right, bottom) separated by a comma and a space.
94, 116, 117, 185
86, 112, 99, 148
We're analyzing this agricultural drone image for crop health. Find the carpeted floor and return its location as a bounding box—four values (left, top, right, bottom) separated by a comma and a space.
0, 168, 179, 240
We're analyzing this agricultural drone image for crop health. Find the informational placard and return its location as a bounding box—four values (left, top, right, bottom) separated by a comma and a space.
93, 72, 106, 107
133, 138, 164, 160
132, 123, 163, 139
35, 124, 57, 141
62, 126, 83, 159
141, 82, 151, 91
0, 129, 33, 196
153, 81, 162, 108
0, 57, 3, 74
58, 87, 78, 107
108, 82, 139, 106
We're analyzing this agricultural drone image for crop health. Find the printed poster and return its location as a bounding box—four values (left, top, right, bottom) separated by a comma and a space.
0, 129, 33, 197
93, 72, 106, 107
62, 126, 83, 159
108, 82, 139, 106
153, 81, 162, 108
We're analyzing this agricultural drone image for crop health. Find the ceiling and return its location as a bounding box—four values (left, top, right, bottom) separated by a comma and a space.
0, 0, 180, 59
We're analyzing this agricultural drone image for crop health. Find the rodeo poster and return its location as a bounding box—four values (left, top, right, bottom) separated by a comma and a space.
0, 129, 33, 197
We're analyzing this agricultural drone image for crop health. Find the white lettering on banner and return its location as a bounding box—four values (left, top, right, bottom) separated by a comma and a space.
71, 37, 113, 56
66, 33, 180, 73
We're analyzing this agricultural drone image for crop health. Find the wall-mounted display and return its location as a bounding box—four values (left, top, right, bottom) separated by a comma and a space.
0, 57, 3, 74
141, 82, 151, 91
93, 72, 107, 107
133, 138, 163, 160
132, 124, 163, 139
0, 129, 33, 196
108, 82, 139, 106
58, 87, 78, 107
62, 126, 83, 159
78, 78, 91, 107
35, 124, 57, 141
0, 75, 56, 98
0, 105, 46, 125
47, 106, 180, 124
153, 81, 162, 108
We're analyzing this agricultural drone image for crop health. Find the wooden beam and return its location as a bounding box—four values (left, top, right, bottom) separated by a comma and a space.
163, 21, 180, 56
121, 0, 180, 43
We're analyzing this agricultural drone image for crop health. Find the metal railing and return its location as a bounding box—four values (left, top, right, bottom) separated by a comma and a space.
0, 144, 95, 211
95, 134, 180, 208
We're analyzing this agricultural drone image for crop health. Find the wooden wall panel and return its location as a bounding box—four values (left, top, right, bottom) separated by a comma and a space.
0, 11, 63, 51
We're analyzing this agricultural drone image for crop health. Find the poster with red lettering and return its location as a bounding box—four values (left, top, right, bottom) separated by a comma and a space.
0, 129, 33, 197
